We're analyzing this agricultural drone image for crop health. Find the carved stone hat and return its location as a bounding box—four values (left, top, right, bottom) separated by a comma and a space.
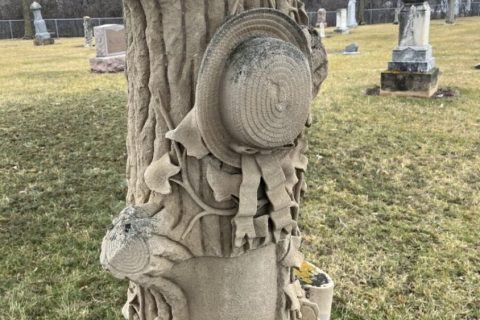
195, 8, 312, 168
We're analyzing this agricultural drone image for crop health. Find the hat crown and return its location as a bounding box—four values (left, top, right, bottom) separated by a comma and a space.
195, 8, 312, 168
221, 37, 311, 150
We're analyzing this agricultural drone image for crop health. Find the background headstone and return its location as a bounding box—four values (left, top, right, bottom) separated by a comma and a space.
454, 0, 460, 15
393, 0, 403, 24
344, 42, 360, 54
315, 8, 327, 38
94, 24, 126, 57
90, 24, 126, 73
347, 0, 358, 27
83, 16, 93, 47
30, 1, 54, 45
335, 8, 349, 33
381, 0, 440, 97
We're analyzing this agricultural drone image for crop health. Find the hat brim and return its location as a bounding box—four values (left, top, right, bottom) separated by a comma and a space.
195, 8, 311, 168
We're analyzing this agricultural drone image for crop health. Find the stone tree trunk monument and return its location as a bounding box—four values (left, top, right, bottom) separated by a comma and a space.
100, 1, 330, 320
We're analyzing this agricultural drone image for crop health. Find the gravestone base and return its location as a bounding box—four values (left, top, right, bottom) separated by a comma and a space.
388, 46, 436, 73
380, 68, 439, 98
34, 38, 54, 46
90, 54, 125, 73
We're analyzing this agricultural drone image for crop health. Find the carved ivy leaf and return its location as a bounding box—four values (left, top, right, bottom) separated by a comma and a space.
165, 110, 209, 159
206, 161, 242, 202
282, 137, 309, 195
280, 236, 304, 269
144, 153, 181, 195
282, 159, 299, 195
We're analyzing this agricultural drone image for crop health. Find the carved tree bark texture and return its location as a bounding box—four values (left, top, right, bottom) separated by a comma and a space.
124, 0, 326, 256
120, 1, 328, 319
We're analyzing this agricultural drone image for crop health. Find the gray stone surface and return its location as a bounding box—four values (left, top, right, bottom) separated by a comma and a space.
455, 0, 460, 15
347, 0, 358, 27
388, 60, 435, 73
392, 45, 433, 62
91, 24, 126, 73
335, 9, 349, 34
93, 24, 126, 58
381, 68, 439, 97
393, 0, 403, 24
83, 16, 93, 48
316, 8, 327, 25
315, 8, 327, 38
343, 42, 359, 54
381, 1, 439, 97
389, 45, 436, 72
387, 2, 436, 73
30, 1, 54, 46
90, 54, 125, 73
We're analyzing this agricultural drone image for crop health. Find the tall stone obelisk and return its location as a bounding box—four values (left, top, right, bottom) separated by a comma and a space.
30, 2, 54, 46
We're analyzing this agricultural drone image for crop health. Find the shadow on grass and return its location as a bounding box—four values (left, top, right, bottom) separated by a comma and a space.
0, 89, 127, 319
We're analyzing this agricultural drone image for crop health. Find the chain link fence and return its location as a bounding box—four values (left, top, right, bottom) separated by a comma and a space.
1, 4, 479, 40
0, 17, 123, 40
307, 2, 480, 27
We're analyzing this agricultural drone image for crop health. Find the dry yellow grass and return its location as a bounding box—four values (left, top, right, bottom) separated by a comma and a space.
304, 17, 480, 320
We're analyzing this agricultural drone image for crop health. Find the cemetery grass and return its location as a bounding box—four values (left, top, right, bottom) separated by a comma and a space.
0, 17, 479, 320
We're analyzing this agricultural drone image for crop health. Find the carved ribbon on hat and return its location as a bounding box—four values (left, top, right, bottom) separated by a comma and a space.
164, 109, 307, 248
233, 151, 295, 248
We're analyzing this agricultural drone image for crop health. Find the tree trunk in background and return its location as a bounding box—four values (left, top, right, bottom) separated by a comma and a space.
55, 0, 65, 17
107, 0, 328, 319
358, 0, 366, 25
22, 0, 33, 39
446, 0, 456, 23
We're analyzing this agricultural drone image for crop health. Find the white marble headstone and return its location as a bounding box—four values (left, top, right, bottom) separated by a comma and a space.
347, 0, 358, 27
399, 3, 431, 48
335, 9, 349, 33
